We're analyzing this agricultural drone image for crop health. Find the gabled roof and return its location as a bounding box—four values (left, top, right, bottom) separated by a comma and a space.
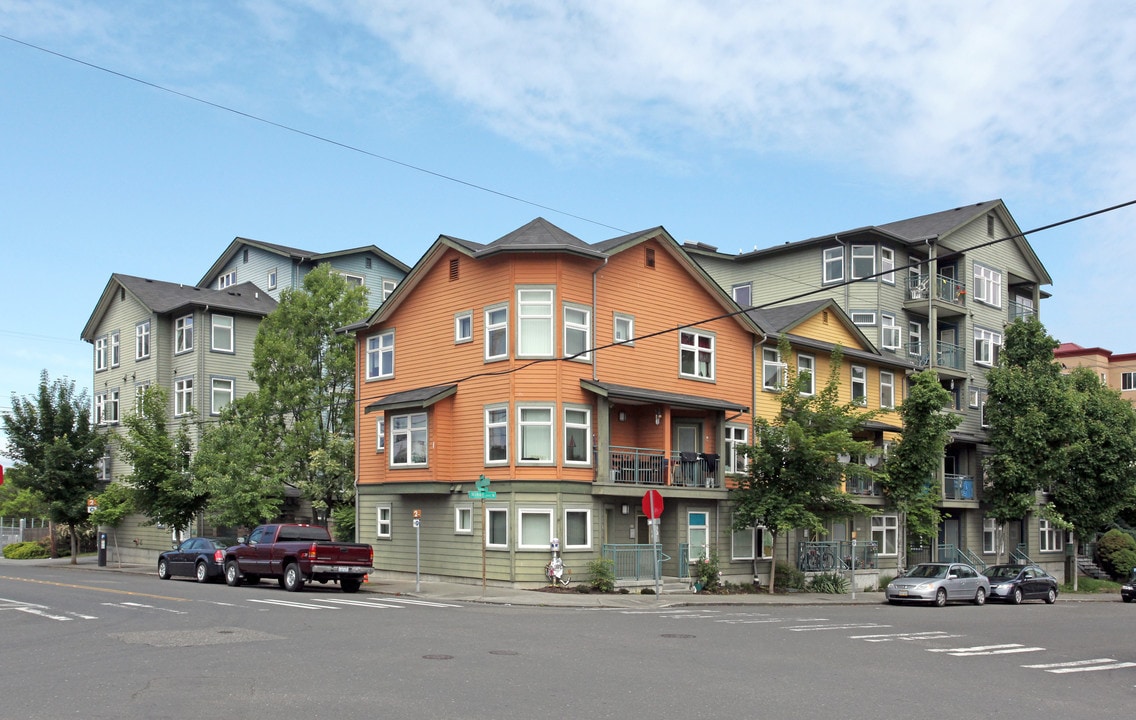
471, 217, 606, 259
82, 273, 277, 342
580, 379, 748, 413
197, 236, 409, 287
878, 199, 1004, 241
364, 383, 458, 413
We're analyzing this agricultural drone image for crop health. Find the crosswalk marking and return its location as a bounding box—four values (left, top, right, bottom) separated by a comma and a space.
371, 597, 463, 608
1022, 658, 1136, 674
101, 601, 187, 615
248, 598, 339, 610
786, 623, 890, 632
312, 598, 404, 609
852, 631, 964, 642
927, 643, 1045, 656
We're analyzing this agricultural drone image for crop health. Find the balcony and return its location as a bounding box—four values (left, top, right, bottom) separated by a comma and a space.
1009, 299, 1036, 322
845, 475, 882, 497
906, 340, 966, 372
943, 473, 976, 501
610, 446, 722, 488
905, 273, 968, 318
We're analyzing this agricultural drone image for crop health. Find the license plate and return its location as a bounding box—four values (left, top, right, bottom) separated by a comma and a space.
899, 590, 909, 597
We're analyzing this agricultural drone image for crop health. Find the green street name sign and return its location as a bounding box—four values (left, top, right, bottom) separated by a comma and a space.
468, 490, 497, 499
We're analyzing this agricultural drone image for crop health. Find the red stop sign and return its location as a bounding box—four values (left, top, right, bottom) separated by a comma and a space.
641, 489, 664, 519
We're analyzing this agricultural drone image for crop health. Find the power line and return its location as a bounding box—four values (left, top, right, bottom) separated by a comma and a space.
0, 33, 631, 235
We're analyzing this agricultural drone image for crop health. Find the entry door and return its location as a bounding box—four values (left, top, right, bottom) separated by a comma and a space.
940, 517, 961, 554
676, 423, 701, 454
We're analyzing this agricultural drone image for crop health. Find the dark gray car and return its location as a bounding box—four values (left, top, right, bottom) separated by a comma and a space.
886, 562, 989, 606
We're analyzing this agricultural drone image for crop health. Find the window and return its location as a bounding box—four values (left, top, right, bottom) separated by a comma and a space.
95, 336, 108, 372
454, 311, 472, 344
564, 509, 591, 549
391, 412, 427, 466
109, 332, 120, 368
880, 247, 895, 284
211, 314, 234, 353
381, 279, 396, 301
341, 272, 364, 287
974, 328, 1002, 366
978, 389, 989, 427
688, 511, 709, 561
797, 353, 815, 395
613, 313, 634, 345
485, 406, 508, 464
908, 255, 927, 298
871, 515, 898, 556
880, 371, 895, 409
973, 264, 1002, 307
174, 377, 193, 416
486, 507, 508, 548
135, 382, 151, 415
518, 508, 554, 550
851, 311, 876, 326
908, 321, 922, 357
1039, 518, 1061, 552
732, 283, 751, 308
725, 424, 748, 474
518, 406, 553, 463
366, 257, 373, 269
983, 517, 997, 554
823, 247, 844, 283
517, 288, 554, 357
851, 365, 867, 405
455, 505, 472, 534
107, 389, 119, 424
94, 392, 105, 425
267, 268, 278, 290
485, 305, 508, 361
136, 320, 151, 360
366, 331, 394, 379
1121, 372, 1136, 391
881, 314, 901, 350
175, 315, 193, 354
851, 245, 875, 279
564, 407, 590, 464
376, 505, 391, 538
680, 331, 715, 380
763, 347, 785, 391
731, 525, 755, 561
563, 305, 591, 361
218, 271, 236, 289
987, 213, 995, 237
375, 415, 385, 453
211, 378, 234, 415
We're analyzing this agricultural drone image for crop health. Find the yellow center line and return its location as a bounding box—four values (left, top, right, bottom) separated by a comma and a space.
0, 575, 189, 602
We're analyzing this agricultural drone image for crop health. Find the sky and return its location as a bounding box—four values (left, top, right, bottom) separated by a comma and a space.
3, 1, 1136, 464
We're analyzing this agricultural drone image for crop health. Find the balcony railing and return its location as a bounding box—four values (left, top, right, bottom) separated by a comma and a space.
907, 273, 967, 307
610, 446, 722, 488
944, 473, 976, 500
796, 541, 879, 572
1009, 299, 1036, 321
905, 341, 966, 371
845, 475, 882, 497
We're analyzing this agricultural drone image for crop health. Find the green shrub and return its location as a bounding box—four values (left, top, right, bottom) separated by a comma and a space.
692, 550, 721, 592
3, 541, 49, 559
877, 574, 895, 591
774, 562, 806, 591
807, 572, 849, 594
330, 506, 356, 542
587, 557, 616, 592
1097, 529, 1136, 578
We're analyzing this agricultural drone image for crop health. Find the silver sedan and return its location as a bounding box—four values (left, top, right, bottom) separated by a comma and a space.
886, 562, 990, 606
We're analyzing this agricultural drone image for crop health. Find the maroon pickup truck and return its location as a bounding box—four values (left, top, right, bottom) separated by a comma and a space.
223, 523, 374, 593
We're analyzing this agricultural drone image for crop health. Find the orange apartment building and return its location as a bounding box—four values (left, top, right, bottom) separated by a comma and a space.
1055, 342, 1136, 407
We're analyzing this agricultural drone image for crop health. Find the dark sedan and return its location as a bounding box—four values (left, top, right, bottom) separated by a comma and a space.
983, 563, 1058, 604
158, 537, 234, 583
1121, 570, 1136, 602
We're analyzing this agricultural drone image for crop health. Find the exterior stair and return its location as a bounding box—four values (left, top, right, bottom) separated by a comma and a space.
1077, 556, 1109, 580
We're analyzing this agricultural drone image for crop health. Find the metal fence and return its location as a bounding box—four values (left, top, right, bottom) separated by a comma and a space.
0, 518, 51, 549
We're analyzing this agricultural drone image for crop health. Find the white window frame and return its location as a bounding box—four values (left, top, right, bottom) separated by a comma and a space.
1123, 372, 1136, 391
517, 287, 554, 358
563, 406, 591, 465
95, 336, 108, 372
486, 507, 509, 549
680, 331, 715, 380
564, 509, 592, 550
851, 365, 867, 406
455, 505, 473, 534
613, 313, 634, 345
366, 331, 395, 380
382, 279, 397, 300
390, 412, 428, 467
731, 525, 755, 561
485, 305, 508, 361
563, 303, 591, 362
174, 376, 193, 417
484, 405, 508, 465
983, 517, 997, 554
455, 311, 473, 344
908, 321, 922, 357
796, 353, 815, 396
267, 268, 278, 290
110, 331, 120, 368
973, 263, 1003, 308
107, 389, 120, 423
880, 371, 895, 409
1039, 518, 1061, 553
175, 314, 193, 354
851, 245, 876, 280
94, 392, 106, 425
217, 270, 236, 289
517, 405, 554, 465
871, 515, 898, 556
851, 311, 876, 326
732, 283, 751, 308
136, 320, 151, 360
880, 247, 895, 284
881, 314, 901, 350
210, 377, 234, 415
725, 424, 749, 474
211, 314, 234, 353
340, 272, 365, 287
974, 328, 1002, 366
823, 247, 844, 284
518, 508, 555, 550
763, 347, 785, 391
375, 415, 385, 453
688, 511, 709, 561
376, 504, 392, 539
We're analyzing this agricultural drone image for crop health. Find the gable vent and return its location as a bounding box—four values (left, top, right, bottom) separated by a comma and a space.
645, 248, 656, 269
449, 258, 460, 281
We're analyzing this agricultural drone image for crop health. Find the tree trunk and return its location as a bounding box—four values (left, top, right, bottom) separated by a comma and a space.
68, 522, 78, 564
49, 521, 58, 559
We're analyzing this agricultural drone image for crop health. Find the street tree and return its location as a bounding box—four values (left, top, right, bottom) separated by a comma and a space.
250, 264, 367, 523
882, 370, 959, 570
732, 342, 879, 590
0, 464, 50, 519
118, 387, 207, 533
1, 371, 106, 562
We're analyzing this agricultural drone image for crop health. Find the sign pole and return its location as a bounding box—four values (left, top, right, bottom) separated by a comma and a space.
481, 496, 487, 591
650, 493, 661, 599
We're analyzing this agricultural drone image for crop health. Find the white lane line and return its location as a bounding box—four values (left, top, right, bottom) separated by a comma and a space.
247, 598, 338, 610
928, 643, 1045, 656
1023, 658, 1136, 673
16, 606, 71, 621
101, 601, 186, 615
786, 623, 890, 632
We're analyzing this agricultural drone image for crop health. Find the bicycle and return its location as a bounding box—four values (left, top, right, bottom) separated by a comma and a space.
798, 547, 836, 572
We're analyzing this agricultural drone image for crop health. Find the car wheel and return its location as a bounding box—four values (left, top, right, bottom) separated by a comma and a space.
1124, 595, 1134, 604
974, 587, 986, 606
1045, 588, 1057, 604
935, 588, 948, 607
1011, 588, 1023, 605
341, 577, 362, 594
195, 561, 209, 583
283, 563, 304, 592
157, 559, 171, 580
225, 560, 243, 587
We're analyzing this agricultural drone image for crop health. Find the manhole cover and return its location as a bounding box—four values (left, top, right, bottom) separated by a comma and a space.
489, 650, 519, 655
660, 633, 696, 639
423, 654, 454, 660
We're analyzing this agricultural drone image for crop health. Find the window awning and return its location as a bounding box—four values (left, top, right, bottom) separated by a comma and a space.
364, 383, 457, 413
580, 379, 748, 413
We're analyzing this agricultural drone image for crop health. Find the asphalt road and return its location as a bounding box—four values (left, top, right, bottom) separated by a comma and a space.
1, 563, 1132, 719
